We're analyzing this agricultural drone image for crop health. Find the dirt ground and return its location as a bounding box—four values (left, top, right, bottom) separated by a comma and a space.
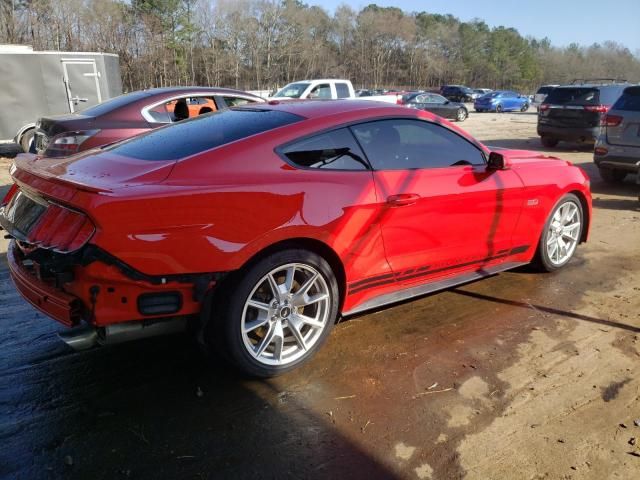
1, 111, 639, 480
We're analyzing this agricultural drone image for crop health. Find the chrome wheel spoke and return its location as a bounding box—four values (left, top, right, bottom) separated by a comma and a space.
297, 272, 318, 297
244, 315, 269, 333
282, 265, 296, 295
304, 292, 329, 306
287, 317, 308, 351
255, 322, 276, 356
293, 312, 324, 329
247, 299, 270, 312
271, 322, 284, 361
266, 273, 281, 301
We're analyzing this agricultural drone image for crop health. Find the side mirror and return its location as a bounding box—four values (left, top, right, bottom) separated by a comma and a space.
487, 151, 509, 170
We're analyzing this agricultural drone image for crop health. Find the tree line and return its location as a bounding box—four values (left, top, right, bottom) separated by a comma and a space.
1, 0, 639, 94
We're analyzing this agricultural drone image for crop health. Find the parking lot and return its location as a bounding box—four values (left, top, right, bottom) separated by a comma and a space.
1, 111, 639, 479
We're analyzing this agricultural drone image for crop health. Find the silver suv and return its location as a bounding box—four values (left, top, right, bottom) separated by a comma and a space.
594, 85, 640, 183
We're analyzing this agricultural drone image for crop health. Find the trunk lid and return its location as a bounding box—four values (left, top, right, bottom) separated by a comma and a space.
13, 150, 176, 193
34, 114, 95, 154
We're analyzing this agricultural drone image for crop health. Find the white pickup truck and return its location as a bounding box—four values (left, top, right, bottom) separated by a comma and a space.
270, 79, 400, 104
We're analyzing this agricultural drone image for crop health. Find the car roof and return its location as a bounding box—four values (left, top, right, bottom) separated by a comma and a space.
237, 99, 422, 120
142, 86, 262, 97
554, 83, 628, 89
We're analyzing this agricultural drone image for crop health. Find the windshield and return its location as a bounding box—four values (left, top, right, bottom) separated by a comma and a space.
273, 82, 311, 98
482, 92, 501, 99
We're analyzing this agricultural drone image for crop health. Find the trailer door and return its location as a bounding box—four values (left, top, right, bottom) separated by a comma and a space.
61, 59, 102, 112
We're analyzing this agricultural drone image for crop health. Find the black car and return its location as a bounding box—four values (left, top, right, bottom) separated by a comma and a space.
440, 85, 476, 103
403, 93, 468, 122
537, 80, 629, 148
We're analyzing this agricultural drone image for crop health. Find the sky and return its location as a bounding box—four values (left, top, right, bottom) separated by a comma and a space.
308, 0, 640, 51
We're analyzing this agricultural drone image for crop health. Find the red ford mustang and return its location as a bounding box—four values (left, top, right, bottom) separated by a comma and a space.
0, 100, 591, 377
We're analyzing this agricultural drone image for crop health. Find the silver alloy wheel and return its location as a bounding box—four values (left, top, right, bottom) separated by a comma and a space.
241, 263, 331, 366
546, 200, 581, 266
457, 108, 467, 121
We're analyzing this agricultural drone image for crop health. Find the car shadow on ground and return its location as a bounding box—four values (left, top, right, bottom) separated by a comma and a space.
450, 288, 640, 334
0, 251, 398, 480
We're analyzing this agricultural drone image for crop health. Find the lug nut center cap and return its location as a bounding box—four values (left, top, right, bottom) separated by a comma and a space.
279, 306, 291, 318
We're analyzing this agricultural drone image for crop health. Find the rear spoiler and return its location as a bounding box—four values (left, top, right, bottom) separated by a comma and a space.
12, 153, 111, 194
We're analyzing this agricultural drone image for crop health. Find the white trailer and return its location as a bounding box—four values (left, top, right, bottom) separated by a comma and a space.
0, 45, 122, 150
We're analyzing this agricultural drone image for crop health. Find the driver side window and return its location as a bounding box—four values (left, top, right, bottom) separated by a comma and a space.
351, 119, 486, 170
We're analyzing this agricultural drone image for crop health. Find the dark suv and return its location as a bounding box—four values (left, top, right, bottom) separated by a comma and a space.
441, 85, 476, 103
593, 85, 640, 183
537, 80, 628, 148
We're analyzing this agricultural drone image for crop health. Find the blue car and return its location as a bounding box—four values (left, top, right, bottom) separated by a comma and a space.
474, 90, 530, 113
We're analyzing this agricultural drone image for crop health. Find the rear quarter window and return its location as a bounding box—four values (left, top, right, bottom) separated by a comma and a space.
612, 87, 640, 111
108, 109, 303, 161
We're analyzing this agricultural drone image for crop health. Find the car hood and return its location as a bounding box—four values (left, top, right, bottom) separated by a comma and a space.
13, 150, 176, 193
489, 147, 569, 166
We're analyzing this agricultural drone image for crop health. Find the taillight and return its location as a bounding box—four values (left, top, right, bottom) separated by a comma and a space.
1, 183, 18, 206
602, 114, 622, 127
594, 147, 608, 156
44, 130, 99, 158
583, 104, 609, 113
539, 104, 550, 112
26, 203, 95, 253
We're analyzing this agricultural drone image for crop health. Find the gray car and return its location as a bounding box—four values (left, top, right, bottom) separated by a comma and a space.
594, 85, 640, 183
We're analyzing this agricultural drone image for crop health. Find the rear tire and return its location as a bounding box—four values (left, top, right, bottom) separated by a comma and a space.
541, 136, 559, 148
208, 248, 339, 377
456, 108, 468, 122
19, 129, 35, 153
521, 103, 530, 112
598, 167, 627, 184
495, 104, 503, 113
532, 193, 583, 272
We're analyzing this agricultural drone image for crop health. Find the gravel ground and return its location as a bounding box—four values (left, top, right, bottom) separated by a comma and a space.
0, 111, 639, 480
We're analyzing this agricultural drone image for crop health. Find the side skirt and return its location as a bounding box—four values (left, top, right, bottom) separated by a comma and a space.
342, 261, 527, 317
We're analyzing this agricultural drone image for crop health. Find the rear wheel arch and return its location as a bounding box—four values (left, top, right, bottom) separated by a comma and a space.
15, 124, 36, 152
231, 237, 347, 312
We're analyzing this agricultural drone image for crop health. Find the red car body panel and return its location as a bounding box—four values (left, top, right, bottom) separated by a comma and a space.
2, 101, 592, 329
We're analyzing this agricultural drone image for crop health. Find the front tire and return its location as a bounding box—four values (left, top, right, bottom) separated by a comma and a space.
456, 107, 468, 122
598, 167, 627, 184
495, 104, 503, 113
521, 103, 530, 112
533, 193, 583, 272
209, 249, 339, 377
